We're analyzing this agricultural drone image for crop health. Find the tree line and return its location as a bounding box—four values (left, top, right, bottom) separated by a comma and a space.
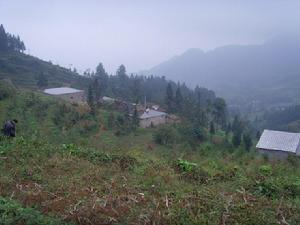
0, 24, 26, 53
86, 63, 228, 134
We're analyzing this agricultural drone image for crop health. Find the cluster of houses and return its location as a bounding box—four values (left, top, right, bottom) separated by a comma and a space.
43, 87, 179, 128
44, 87, 300, 159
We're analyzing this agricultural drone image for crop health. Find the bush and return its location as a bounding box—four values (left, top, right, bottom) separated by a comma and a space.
178, 124, 208, 147
254, 179, 280, 198
175, 159, 209, 184
153, 126, 177, 145
283, 179, 300, 198
176, 159, 197, 172
259, 165, 272, 175
0, 79, 16, 100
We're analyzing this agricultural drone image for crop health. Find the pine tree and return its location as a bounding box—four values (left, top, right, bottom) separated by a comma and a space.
117, 64, 127, 79
232, 115, 243, 147
243, 132, 253, 151
175, 85, 183, 113
165, 83, 174, 113
94, 63, 108, 101
87, 84, 95, 115
225, 123, 231, 135
132, 106, 140, 130
232, 129, 242, 147
209, 121, 215, 135
0, 24, 8, 52
36, 72, 48, 89
213, 97, 227, 129
116, 64, 129, 99
132, 76, 142, 103
256, 130, 261, 140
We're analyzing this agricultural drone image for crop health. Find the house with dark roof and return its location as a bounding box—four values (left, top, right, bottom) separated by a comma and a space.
256, 129, 300, 159
139, 109, 167, 128
44, 87, 85, 103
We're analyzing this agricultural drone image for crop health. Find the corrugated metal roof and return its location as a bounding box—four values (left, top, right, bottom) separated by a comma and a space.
44, 87, 83, 95
140, 109, 166, 119
256, 129, 300, 153
102, 96, 115, 102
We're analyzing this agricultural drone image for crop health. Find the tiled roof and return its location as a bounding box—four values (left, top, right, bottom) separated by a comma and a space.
140, 109, 166, 119
256, 129, 300, 153
44, 87, 83, 95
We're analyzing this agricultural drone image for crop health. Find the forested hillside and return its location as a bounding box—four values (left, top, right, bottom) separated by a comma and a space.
143, 35, 300, 112
0, 25, 89, 90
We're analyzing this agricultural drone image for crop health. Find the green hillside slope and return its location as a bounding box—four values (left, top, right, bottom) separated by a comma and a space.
0, 84, 299, 225
0, 51, 89, 90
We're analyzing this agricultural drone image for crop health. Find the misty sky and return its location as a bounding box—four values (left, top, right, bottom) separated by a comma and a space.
1, 0, 300, 74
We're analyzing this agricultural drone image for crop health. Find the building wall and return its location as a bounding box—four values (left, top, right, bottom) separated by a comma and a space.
257, 148, 295, 160
140, 115, 167, 128
57, 92, 85, 103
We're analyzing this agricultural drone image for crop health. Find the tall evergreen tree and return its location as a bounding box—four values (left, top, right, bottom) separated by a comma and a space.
165, 83, 174, 113
87, 84, 95, 115
132, 106, 140, 130
115, 64, 129, 99
0, 24, 8, 52
243, 132, 253, 151
232, 116, 243, 147
232, 129, 242, 147
93, 63, 108, 102
213, 97, 227, 128
209, 121, 215, 135
36, 72, 48, 89
116, 64, 127, 79
132, 76, 142, 103
175, 85, 183, 113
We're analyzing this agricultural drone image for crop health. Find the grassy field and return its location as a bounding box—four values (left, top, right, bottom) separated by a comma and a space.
0, 88, 300, 225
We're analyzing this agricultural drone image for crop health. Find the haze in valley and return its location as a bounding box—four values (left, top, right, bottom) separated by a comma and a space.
1, 0, 300, 74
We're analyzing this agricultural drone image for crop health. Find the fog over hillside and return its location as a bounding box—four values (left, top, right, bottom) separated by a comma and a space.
143, 34, 300, 109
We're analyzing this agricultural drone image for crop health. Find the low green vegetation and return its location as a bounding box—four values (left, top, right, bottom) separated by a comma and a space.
0, 87, 299, 224
0, 197, 71, 225
0, 132, 299, 224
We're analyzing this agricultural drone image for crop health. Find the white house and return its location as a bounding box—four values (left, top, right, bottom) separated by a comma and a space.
139, 109, 167, 128
256, 129, 300, 159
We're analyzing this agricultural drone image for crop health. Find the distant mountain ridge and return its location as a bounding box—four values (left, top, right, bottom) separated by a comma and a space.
143, 35, 300, 111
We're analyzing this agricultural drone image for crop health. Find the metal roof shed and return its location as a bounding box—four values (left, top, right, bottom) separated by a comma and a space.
44, 87, 83, 95
256, 130, 300, 157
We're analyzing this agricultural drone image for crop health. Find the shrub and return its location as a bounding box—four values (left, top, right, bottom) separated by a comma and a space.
283, 179, 300, 198
259, 165, 272, 175
0, 79, 16, 100
175, 159, 209, 184
254, 179, 280, 198
153, 126, 177, 145
176, 159, 197, 172
178, 124, 208, 147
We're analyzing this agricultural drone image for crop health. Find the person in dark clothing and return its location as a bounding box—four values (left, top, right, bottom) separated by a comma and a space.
2, 119, 18, 137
